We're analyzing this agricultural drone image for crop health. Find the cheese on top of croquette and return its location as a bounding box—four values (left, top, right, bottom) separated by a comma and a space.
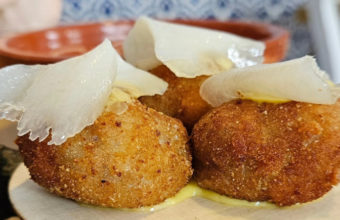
200, 56, 340, 107
0, 39, 167, 145
123, 17, 264, 78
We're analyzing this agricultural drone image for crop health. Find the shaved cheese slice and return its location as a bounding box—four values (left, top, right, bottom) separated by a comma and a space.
123, 17, 265, 78
0, 39, 167, 145
114, 54, 167, 97
200, 56, 340, 107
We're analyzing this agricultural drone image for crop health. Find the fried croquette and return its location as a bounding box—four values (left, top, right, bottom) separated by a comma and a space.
17, 100, 193, 208
139, 65, 212, 130
192, 99, 340, 206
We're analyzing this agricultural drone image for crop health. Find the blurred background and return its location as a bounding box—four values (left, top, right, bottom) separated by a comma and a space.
1, 0, 340, 219
60, 0, 311, 60
59, 0, 340, 82
2, 0, 340, 80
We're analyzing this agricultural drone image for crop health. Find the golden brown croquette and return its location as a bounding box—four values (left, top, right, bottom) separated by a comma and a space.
139, 65, 212, 130
192, 99, 340, 206
17, 100, 192, 208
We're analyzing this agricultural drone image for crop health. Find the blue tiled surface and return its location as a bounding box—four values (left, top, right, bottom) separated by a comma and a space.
61, 0, 310, 60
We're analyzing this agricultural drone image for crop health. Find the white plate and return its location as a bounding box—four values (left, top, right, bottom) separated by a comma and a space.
9, 162, 340, 220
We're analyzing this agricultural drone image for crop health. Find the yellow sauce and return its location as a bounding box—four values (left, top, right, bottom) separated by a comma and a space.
239, 92, 290, 104
106, 81, 148, 107
200, 52, 234, 74
105, 85, 148, 114
113, 81, 146, 98
213, 55, 234, 72
82, 181, 321, 212
131, 182, 274, 212
107, 88, 133, 104
103, 88, 132, 114
327, 80, 335, 87
244, 96, 290, 104
239, 81, 335, 104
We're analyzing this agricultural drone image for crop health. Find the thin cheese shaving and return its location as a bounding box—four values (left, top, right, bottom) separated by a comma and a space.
123, 16, 265, 78
0, 39, 167, 145
200, 56, 339, 107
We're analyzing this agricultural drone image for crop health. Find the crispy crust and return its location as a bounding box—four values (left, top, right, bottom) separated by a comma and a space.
139, 65, 212, 130
17, 100, 192, 208
192, 99, 340, 206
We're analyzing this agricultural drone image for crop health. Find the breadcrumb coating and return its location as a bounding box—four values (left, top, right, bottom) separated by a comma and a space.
139, 65, 212, 130
192, 99, 340, 206
17, 100, 192, 208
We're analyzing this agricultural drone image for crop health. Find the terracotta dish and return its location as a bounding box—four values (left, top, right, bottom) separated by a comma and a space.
0, 20, 289, 67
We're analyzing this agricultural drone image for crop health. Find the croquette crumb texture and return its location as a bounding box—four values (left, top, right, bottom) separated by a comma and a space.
17, 101, 193, 208
193, 99, 340, 206
139, 65, 212, 130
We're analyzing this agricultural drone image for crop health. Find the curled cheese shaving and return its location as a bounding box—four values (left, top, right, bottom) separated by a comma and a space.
123, 16, 265, 78
200, 56, 339, 107
0, 39, 167, 145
